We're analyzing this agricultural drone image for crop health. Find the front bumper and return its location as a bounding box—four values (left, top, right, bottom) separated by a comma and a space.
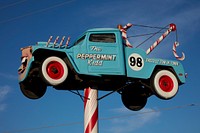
18, 46, 34, 82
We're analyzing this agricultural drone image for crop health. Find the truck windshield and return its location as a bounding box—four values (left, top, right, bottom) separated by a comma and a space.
89, 33, 116, 43
74, 35, 86, 46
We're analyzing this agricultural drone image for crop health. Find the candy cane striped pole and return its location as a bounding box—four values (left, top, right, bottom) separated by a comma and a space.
59, 36, 65, 47
84, 87, 98, 133
146, 23, 176, 55
53, 36, 59, 47
46, 36, 53, 47
173, 41, 185, 61
65, 36, 70, 47
118, 23, 133, 48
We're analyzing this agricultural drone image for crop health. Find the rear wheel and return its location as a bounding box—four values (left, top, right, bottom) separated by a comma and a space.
20, 78, 47, 99
151, 69, 179, 100
121, 85, 148, 111
41, 56, 68, 86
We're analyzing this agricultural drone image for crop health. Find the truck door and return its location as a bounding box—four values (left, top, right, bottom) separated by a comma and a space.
86, 31, 125, 75
72, 34, 89, 73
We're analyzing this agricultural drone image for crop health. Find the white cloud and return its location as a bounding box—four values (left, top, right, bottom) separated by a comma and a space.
0, 85, 11, 111
0, 104, 6, 111
0, 85, 11, 100
0, 72, 18, 80
107, 107, 160, 133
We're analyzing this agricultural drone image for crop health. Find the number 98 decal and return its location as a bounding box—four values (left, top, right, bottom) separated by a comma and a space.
128, 53, 144, 71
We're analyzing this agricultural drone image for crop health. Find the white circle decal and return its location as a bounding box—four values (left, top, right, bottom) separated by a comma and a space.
128, 53, 144, 71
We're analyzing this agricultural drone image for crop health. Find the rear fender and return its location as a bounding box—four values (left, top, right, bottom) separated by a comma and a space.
125, 48, 186, 84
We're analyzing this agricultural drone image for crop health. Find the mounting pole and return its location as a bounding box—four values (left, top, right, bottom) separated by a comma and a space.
84, 87, 98, 133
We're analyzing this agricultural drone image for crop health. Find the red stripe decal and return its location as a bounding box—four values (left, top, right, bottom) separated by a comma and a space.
85, 107, 98, 133
84, 88, 90, 109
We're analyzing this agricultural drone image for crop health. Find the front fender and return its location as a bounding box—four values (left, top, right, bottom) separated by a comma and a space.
18, 56, 35, 82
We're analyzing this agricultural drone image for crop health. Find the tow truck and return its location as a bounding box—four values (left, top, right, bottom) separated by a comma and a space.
18, 23, 186, 111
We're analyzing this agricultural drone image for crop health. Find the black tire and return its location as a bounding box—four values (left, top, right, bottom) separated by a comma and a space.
20, 78, 47, 99
151, 69, 179, 100
121, 85, 147, 111
41, 56, 68, 86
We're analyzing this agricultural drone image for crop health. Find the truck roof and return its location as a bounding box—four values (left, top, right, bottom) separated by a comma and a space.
86, 28, 119, 32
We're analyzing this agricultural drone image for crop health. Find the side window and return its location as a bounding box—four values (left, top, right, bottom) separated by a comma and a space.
89, 33, 116, 43
74, 35, 86, 45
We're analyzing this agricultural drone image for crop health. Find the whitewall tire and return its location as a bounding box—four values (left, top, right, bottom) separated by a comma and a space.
151, 70, 179, 100
41, 56, 68, 86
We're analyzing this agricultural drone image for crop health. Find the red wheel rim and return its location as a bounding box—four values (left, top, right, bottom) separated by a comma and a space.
159, 75, 174, 92
46, 61, 64, 80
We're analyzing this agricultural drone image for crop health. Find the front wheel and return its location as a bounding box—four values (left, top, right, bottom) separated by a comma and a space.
151, 69, 179, 100
20, 78, 47, 99
41, 56, 68, 86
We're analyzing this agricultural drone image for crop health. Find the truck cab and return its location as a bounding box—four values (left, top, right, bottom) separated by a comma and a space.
18, 27, 186, 111
71, 28, 125, 75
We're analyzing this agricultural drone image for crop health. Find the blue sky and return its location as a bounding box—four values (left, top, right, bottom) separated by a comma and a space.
0, 0, 200, 133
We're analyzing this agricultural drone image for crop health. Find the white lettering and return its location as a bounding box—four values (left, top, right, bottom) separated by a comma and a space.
77, 53, 117, 66
171, 61, 179, 66
88, 60, 103, 66
112, 55, 117, 61
77, 53, 116, 61
77, 54, 81, 59
146, 58, 179, 66
91, 46, 102, 52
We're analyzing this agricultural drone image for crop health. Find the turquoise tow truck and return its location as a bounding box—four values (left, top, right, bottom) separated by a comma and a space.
18, 26, 186, 111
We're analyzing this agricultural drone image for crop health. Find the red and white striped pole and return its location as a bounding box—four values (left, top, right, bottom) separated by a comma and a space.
84, 87, 98, 133
173, 41, 185, 61
146, 23, 176, 55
